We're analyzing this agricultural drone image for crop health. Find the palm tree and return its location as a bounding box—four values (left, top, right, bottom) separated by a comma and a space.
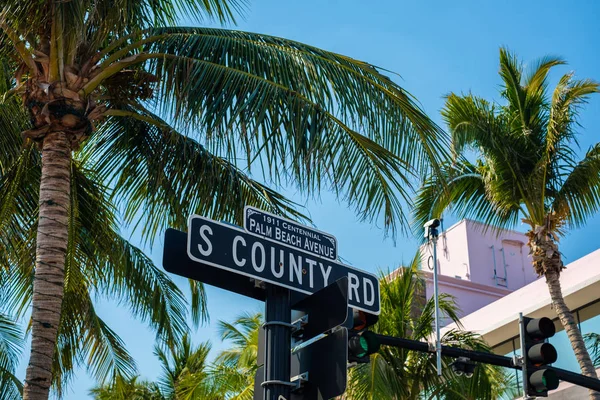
414, 48, 600, 397
92, 314, 265, 400
216, 312, 261, 371
89, 375, 164, 400
345, 258, 509, 399
155, 336, 225, 400
0, 57, 203, 397
91, 336, 223, 400
214, 312, 263, 399
1, 1, 446, 399
0, 312, 24, 400
585, 333, 600, 368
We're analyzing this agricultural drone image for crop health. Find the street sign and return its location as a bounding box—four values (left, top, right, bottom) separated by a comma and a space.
187, 215, 380, 314
164, 228, 267, 301
163, 228, 336, 306
245, 206, 338, 261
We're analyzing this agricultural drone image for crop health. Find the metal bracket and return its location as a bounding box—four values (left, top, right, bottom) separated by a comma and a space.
290, 372, 309, 392
261, 372, 309, 393
512, 355, 524, 367
261, 380, 297, 388
291, 315, 308, 337
427, 341, 436, 352
262, 321, 296, 330
252, 278, 266, 289
290, 315, 309, 348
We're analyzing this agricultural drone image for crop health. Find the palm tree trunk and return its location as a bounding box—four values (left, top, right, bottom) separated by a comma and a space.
545, 270, 600, 400
529, 221, 600, 400
23, 131, 72, 400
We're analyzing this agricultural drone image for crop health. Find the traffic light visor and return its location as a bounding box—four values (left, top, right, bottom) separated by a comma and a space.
528, 342, 558, 365
349, 331, 380, 358
356, 336, 369, 357
530, 369, 559, 392
526, 317, 556, 339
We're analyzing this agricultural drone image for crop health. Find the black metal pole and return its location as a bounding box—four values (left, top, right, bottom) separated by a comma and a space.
263, 284, 292, 400
374, 333, 600, 392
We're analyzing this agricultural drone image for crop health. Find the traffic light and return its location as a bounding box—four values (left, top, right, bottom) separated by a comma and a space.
520, 316, 560, 397
347, 309, 380, 364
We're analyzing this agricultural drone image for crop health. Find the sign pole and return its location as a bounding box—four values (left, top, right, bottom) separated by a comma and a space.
263, 284, 292, 400
424, 219, 442, 377
518, 312, 530, 399
432, 233, 442, 376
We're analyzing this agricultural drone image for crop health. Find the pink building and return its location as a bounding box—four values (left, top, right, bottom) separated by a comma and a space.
418, 219, 540, 319
404, 218, 600, 398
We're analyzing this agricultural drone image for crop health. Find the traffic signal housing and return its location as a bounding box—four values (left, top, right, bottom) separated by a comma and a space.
347, 310, 380, 364
520, 316, 559, 397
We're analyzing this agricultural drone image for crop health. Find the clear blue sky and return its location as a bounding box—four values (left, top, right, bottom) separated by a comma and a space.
16, 1, 600, 398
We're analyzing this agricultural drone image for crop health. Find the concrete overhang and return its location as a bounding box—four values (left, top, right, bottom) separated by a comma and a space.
420, 270, 513, 298
443, 248, 600, 351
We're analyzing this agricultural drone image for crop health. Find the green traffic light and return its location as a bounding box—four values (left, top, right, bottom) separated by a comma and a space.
356, 336, 369, 357
542, 371, 559, 390
530, 369, 559, 392
349, 331, 380, 359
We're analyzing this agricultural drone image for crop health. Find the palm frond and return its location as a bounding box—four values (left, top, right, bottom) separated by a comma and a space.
553, 144, 600, 228
0, 145, 39, 318
347, 258, 507, 399
521, 55, 565, 140
0, 62, 29, 172
70, 160, 195, 342
524, 55, 566, 97
115, 27, 449, 234
0, 313, 23, 400
0, 366, 22, 400
216, 312, 261, 370
99, 235, 192, 343
85, 107, 306, 244
188, 279, 208, 327
413, 160, 521, 236
546, 74, 599, 160
498, 48, 528, 127
0, 157, 195, 391
442, 90, 540, 203
584, 333, 600, 367
154, 336, 216, 399
89, 375, 164, 400
442, 93, 502, 155
2, 1, 244, 50
54, 287, 138, 393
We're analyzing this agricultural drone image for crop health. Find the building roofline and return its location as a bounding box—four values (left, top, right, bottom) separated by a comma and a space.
440, 218, 527, 237
442, 248, 600, 346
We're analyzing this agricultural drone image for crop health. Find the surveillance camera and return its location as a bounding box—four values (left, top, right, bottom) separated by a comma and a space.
423, 219, 440, 229
450, 357, 476, 378
423, 219, 441, 238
